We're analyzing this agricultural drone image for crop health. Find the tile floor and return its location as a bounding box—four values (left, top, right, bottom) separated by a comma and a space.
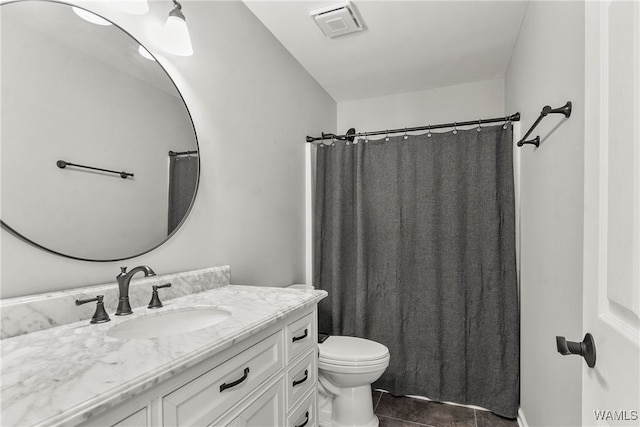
372, 391, 518, 427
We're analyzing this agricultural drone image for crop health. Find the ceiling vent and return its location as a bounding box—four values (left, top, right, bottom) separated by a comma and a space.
310, 1, 364, 39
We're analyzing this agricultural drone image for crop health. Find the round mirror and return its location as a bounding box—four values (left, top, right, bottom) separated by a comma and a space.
0, 0, 199, 261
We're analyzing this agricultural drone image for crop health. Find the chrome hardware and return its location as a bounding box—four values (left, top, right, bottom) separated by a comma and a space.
75, 295, 110, 324
116, 265, 156, 315
148, 283, 172, 309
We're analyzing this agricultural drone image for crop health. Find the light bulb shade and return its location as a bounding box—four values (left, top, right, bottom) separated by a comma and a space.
163, 14, 193, 56
114, 0, 149, 15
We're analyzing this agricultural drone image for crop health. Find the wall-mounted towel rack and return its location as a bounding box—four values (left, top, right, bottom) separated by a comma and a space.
56, 160, 133, 179
517, 101, 572, 147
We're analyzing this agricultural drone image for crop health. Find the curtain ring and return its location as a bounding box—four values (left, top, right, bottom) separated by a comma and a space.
364, 132, 369, 143
403, 127, 409, 140
453, 122, 458, 135
477, 119, 482, 132
321, 133, 332, 146
385, 129, 390, 142
427, 125, 432, 138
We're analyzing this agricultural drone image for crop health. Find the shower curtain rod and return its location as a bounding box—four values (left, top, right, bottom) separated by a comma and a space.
305, 112, 521, 143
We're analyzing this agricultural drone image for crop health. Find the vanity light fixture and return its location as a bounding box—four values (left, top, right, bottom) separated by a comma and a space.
162, 0, 193, 56
72, 7, 111, 26
114, 0, 149, 15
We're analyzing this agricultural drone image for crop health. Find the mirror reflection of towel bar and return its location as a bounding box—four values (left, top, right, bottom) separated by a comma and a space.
168, 150, 198, 157
56, 160, 133, 179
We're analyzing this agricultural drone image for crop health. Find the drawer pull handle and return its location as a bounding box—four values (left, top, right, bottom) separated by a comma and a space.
292, 328, 308, 342
292, 369, 309, 387
219, 367, 250, 392
295, 411, 309, 427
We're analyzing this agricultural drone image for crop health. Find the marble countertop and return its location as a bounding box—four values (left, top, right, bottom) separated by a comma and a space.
0, 285, 327, 427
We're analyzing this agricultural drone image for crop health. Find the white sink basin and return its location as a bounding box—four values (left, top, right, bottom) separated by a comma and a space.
107, 307, 232, 339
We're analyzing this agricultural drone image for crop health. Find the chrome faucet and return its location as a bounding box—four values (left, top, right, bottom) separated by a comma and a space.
115, 266, 156, 315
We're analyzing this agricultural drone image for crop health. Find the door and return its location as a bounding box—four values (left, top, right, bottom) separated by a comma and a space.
583, 1, 640, 425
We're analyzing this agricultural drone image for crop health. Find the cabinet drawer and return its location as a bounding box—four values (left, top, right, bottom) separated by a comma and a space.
213, 378, 285, 426
286, 311, 315, 362
286, 350, 316, 411
288, 391, 316, 427
163, 331, 283, 426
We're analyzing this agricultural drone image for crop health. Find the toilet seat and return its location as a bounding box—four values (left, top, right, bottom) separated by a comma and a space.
319, 336, 389, 365
319, 357, 390, 375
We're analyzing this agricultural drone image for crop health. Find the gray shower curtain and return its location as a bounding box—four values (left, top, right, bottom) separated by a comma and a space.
313, 124, 519, 418
168, 154, 198, 235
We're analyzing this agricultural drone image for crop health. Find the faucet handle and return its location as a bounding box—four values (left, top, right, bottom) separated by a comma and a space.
75, 295, 111, 324
148, 283, 172, 309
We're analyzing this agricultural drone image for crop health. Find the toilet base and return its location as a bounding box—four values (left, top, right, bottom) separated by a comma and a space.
330, 384, 379, 427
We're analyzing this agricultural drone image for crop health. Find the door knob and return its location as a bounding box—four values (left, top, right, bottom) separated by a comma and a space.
556, 333, 596, 368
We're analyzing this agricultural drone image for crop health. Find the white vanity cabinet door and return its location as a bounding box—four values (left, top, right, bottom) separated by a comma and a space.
288, 391, 316, 427
163, 331, 283, 426
285, 311, 316, 363
77, 400, 152, 427
285, 307, 318, 426
214, 379, 285, 427
286, 349, 317, 410
110, 406, 150, 427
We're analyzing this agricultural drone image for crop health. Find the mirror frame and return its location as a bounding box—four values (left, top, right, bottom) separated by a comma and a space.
0, 0, 200, 262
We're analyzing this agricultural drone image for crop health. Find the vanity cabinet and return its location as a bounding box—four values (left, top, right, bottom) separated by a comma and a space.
215, 379, 285, 426
111, 407, 150, 427
163, 330, 283, 425
82, 306, 318, 427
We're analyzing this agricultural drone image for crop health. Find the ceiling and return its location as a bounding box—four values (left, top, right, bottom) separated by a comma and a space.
243, 0, 529, 102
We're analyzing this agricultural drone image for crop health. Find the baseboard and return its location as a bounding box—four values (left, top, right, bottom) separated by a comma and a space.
518, 407, 529, 427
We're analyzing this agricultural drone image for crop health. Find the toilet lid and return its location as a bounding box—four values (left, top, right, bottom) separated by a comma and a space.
319, 336, 389, 363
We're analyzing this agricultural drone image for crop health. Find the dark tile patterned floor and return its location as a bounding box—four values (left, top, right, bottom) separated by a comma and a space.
372, 391, 518, 427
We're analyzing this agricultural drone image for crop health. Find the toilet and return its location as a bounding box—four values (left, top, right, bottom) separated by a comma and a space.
318, 336, 390, 427
288, 285, 390, 427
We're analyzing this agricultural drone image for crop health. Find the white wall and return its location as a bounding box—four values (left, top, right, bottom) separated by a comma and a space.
505, 2, 585, 426
0, 0, 336, 298
337, 78, 505, 137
